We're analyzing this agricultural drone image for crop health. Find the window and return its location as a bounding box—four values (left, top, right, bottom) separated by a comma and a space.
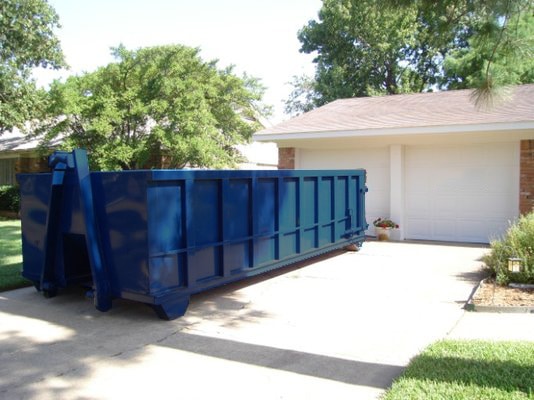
0, 158, 16, 185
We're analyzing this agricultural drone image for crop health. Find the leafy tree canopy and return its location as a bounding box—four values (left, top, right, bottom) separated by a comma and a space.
443, 0, 534, 106
0, 0, 65, 132
41, 45, 269, 170
287, 0, 534, 114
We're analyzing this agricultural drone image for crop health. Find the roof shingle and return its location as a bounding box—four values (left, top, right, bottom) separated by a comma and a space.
257, 84, 534, 136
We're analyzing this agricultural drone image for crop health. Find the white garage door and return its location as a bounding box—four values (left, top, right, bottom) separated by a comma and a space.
405, 142, 519, 243
298, 148, 389, 234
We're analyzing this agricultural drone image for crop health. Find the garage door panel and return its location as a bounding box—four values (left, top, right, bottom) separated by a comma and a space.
487, 219, 512, 241
459, 145, 485, 163
432, 167, 463, 192
483, 144, 518, 165
432, 219, 458, 241
455, 219, 488, 242
486, 194, 517, 217
405, 168, 431, 194
405, 143, 519, 243
299, 148, 389, 235
405, 193, 431, 216
459, 167, 487, 192
408, 146, 462, 166
368, 167, 389, 189
452, 195, 487, 218
405, 218, 431, 239
490, 166, 518, 193
432, 195, 458, 218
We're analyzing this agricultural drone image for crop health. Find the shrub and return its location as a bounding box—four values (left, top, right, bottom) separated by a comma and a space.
483, 212, 534, 285
0, 186, 20, 212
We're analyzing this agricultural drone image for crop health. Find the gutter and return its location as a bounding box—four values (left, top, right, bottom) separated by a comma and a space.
253, 121, 534, 142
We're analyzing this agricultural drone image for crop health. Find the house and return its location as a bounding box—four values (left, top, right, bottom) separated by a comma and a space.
0, 129, 50, 186
0, 129, 277, 186
253, 84, 534, 243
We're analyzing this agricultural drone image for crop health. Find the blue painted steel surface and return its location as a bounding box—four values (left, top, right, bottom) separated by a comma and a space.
18, 149, 367, 319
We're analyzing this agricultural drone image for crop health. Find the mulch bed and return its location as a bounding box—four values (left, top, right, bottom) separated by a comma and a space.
472, 279, 534, 307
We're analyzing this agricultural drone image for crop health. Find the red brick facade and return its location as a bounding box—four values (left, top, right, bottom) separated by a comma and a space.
15, 156, 49, 175
520, 139, 534, 215
278, 147, 295, 169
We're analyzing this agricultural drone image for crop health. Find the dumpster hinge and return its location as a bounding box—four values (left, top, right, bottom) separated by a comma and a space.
40, 149, 112, 312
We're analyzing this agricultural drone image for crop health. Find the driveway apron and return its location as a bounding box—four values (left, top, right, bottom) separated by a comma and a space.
0, 241, 487, 399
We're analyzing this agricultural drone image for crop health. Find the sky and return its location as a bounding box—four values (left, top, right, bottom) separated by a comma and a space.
35, 0, 323, 126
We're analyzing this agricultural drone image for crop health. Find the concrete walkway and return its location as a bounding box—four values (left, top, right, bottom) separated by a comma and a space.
0, 241, 531, 400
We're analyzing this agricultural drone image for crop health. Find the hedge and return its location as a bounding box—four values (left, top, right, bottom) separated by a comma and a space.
0, 186, 20, 212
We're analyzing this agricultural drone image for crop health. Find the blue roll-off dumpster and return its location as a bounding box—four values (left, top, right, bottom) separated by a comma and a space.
17, 149, 367, 319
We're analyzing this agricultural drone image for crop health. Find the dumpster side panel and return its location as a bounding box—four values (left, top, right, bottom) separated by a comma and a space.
223, 178, 252, 275
279, 177, 298, 259
190, 179, 223, 283
146, 179, 187, 294
254, 177, 277, 266
301, 177, 318, 252
92, 172, 152, 297
18, 174, 51, 285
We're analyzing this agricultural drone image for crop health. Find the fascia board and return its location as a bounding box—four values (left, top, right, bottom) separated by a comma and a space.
253, 121, 534, 142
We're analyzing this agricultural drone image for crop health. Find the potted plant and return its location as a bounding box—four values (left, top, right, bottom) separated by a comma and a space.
373, 218, 399, 241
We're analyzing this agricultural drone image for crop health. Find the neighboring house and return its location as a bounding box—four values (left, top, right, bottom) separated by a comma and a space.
0, 129, 51, 186
0, 129, 277, 186
253, 84, 534, 244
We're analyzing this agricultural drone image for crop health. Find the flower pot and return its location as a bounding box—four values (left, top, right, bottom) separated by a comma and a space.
375, 227, 391, 241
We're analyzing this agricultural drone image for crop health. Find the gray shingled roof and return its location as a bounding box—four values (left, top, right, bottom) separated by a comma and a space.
0, 128, 63, 153
257, 84, 534, 136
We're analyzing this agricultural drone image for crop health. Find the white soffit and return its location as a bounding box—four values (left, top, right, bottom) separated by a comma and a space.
254, 121, 534, 142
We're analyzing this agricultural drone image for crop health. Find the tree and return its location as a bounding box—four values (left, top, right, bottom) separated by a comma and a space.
286, 0, 533, 114
0, 0, 65, 132
443, 1, 534, 106
41, 45, 269, 170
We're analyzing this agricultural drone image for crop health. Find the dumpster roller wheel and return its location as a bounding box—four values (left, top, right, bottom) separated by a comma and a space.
152, 295, 190, 320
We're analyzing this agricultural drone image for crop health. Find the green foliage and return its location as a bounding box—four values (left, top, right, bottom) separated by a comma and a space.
284, 75, 320, 115
483, 212, 534, 285
41, 44, 269, 170
287, 0, 534, 114
0, 218, 30, 291
290, 0, 424, 112
0, 186, 20, 212
287, 0, 472, 113
444, 7, 534, 108
383, 340, 534, 400
0, 0, 65, 132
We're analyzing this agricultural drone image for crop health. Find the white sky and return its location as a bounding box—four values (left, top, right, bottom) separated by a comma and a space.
35, 0, 322, 125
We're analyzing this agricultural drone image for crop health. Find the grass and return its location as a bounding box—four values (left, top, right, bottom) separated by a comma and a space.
0, 217, 32, 291
382, 340, 534, 400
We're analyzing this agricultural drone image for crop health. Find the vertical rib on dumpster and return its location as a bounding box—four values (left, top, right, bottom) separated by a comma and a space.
72, 149, 112, 312
40, 153, 70, 297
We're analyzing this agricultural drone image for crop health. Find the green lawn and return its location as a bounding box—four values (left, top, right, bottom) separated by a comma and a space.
0, 217, 31, 291
383, 340, 534, 400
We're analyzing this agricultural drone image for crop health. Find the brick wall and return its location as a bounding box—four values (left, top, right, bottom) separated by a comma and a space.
520, 139, 534, 215
14, 156, 49, 175
278, 147, 295, 169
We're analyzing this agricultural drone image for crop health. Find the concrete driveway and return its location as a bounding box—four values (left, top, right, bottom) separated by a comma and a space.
0, 241, 488, 400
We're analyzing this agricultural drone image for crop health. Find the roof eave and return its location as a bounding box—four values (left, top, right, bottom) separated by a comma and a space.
253, 121, 534, 142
